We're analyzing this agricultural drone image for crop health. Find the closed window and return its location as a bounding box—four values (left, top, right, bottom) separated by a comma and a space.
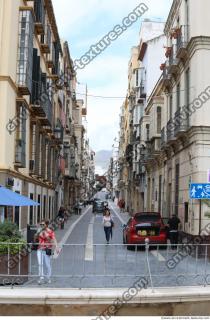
157, 106, 161, 134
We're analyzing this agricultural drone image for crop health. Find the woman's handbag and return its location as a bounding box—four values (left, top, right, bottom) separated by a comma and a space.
45, 248, 52, 256
111, 219, 114, 228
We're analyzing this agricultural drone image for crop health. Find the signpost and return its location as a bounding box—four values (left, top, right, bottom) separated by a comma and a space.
189, 183, 210, 235
189, 183, 210, 199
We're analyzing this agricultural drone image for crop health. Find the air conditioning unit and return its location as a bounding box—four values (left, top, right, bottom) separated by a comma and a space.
29, 160, 35, 172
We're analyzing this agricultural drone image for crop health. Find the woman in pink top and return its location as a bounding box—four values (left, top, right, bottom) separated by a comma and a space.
102, 209, 114, 244
35, 220, 58, 284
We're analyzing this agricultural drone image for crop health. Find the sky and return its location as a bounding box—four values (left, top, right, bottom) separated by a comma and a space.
52, 0, 173, 152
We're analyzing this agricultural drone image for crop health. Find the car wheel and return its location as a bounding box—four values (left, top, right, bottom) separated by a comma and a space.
126, 238, 134, 250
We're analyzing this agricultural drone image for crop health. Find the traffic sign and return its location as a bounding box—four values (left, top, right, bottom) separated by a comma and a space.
190, 183, 210, 199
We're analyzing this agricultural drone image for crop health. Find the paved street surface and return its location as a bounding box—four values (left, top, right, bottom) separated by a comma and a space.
17, 192, 210, 288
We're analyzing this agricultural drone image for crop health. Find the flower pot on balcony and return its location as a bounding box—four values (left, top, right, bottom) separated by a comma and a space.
170, 27, 181, 39
160, 63, 166, 71
165, 47, 172, 58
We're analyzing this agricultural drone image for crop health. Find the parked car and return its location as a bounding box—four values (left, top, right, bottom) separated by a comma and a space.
123, 212, 167, 249
92, 199, 105, 213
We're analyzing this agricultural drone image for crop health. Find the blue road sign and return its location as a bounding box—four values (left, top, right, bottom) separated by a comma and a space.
190, 183, 210, 199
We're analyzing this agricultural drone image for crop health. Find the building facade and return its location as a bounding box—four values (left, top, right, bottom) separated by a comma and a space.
117, 1, 210, 237
0, 0, 91, 235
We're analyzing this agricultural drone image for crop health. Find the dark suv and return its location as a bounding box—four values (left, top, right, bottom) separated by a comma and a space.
92, 199, 105, 213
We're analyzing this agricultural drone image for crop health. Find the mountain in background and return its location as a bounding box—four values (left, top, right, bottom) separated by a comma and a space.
95, 150, 112, 175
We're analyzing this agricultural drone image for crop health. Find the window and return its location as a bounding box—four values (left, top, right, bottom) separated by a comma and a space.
37, 195, 41, 223
176, 83, 180, 111
49, 197, 51, 220
43, 195, 46, 220
135, 69, 139, 87
17, 10, 34, 94
157, 106, 161, 134
146, 124, 150, 141
185, 0, 189, 26
175, 164, 180, 216
30, 194, 34, 225
169, 95, 173, 119
158, 175, 162, 212
184, 202, 188, 223
15, 192, 20, 228
15, 105, 26, 167
34, 0, 45, 24
185, 68, 190, 125
152, 178, 155, 201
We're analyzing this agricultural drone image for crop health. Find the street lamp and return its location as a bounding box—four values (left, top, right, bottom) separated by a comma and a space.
54, 126, 62, 140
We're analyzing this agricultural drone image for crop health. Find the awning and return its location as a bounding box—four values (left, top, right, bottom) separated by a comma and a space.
0, 185, 40, 206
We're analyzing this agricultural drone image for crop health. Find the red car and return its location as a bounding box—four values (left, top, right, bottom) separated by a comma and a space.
123, 212, 167, 248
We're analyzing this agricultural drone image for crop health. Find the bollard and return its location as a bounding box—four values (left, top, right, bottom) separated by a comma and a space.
145, 238, 154, 292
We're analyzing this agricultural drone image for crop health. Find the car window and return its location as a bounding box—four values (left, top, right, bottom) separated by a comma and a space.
135, 215, 160, 222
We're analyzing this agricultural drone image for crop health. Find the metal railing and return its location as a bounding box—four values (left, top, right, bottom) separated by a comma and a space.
167, 119, 175, 142
177, 25, 189, 52
1, 243, 210, 288
169, 44, 178, 67
161, 127, 166, 147
174, 108, 189, 136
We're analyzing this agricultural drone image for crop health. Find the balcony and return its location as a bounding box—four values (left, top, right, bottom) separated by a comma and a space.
31, 81, 53, 126
174, 108, 189, 137
168, 45, 179, 74
40, 24, 51, 54
82, 107, 87, 116
16, 10, 34, 95
58, 90, 65, 106
176, 25, 189, 59
166, 119, 176, 144
162, 66, 171, 88
161, 127, 166, 149
46, 42, 56, 68
54, 119, 64, 145
34, 0, 45, 34
139, 80, 146, 99
150, 138, 161, 155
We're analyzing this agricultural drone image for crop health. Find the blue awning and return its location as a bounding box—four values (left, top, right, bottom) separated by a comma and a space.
0, 185, 40, 206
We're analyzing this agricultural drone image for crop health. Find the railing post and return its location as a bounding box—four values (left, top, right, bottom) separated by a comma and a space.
145, 238, 154, 292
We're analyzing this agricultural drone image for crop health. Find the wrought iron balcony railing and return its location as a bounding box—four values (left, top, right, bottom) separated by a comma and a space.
176, 25, 189, 59
174, 108, 189, 136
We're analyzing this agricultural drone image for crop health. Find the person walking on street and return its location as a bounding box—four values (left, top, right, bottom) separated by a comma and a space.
167, 214, 181, 249
57, 207, 65, 229
102, 209, 114, 244
35, 220, 58, 284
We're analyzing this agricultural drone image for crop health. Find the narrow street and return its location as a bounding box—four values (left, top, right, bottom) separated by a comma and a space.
23, 193, 210, 289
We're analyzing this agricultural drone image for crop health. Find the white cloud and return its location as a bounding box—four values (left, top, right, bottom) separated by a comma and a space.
52, 0, 172, 37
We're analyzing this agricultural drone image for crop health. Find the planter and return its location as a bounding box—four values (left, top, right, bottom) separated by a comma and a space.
160, 63, 166, 71
0, 253, 28, 285
170, 27, 181, 39
165, 47, 172, 58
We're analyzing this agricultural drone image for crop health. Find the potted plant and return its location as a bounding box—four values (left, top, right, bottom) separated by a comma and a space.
160, 63, 166, 71
0, 221, 28, 285
170, 27, 181, 39
165, 46, 172, 58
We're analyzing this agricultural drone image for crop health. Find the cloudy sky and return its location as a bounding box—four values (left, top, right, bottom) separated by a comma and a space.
52, 0, 173, 152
